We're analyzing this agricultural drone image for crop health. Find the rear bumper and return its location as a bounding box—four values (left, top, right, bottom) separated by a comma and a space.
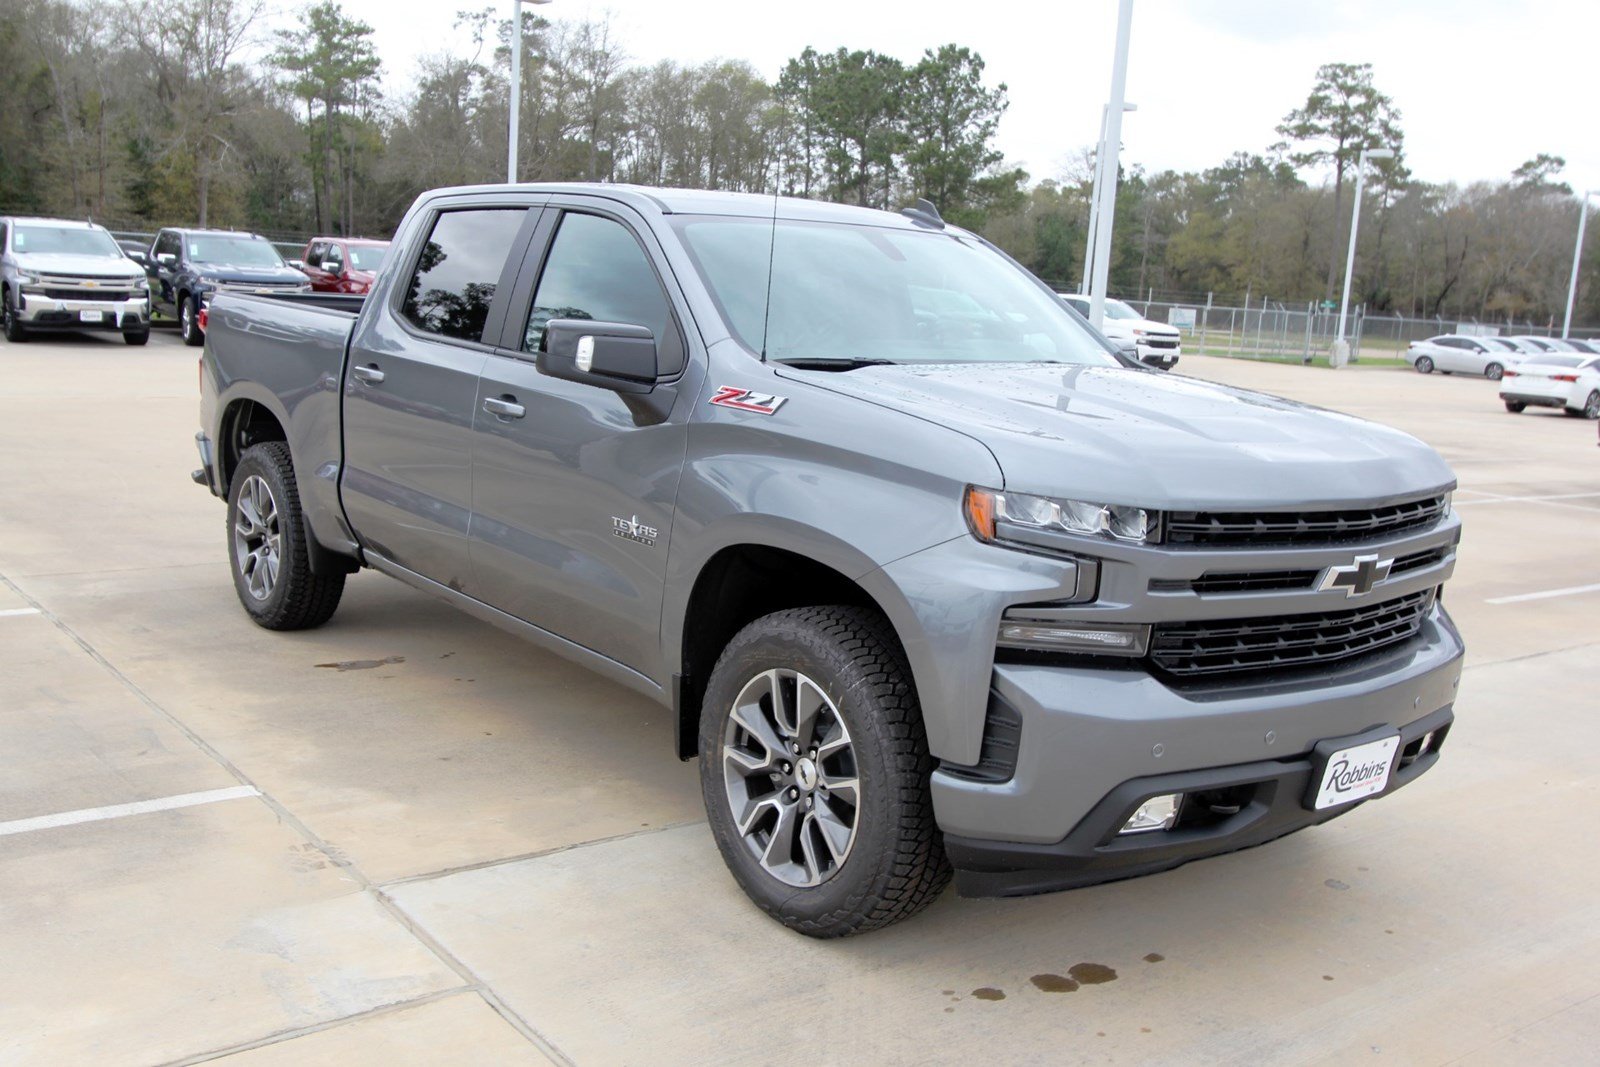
1500, 389, 1571, 409
931, 602, 1464, 896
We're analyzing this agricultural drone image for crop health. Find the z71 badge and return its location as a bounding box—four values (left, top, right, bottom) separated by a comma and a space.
709, 385, 787, 415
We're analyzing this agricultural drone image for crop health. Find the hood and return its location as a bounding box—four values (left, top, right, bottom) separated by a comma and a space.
195, 264, 307, 284
13, 251, 145, 281
784, 362, 1455, 510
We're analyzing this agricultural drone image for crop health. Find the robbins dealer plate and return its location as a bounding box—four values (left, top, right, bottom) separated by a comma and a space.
79, 310, 103, 322
1310, 734, 1400, 810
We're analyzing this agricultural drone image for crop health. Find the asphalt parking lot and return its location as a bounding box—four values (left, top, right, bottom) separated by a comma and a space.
3, 329, 1597, 1066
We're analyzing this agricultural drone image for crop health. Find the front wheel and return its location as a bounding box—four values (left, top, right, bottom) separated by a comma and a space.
124, 328, 150, 346
1504, 400, 1526, 413
699, 606, 950, 937
226, 442, 345, 629
1414, 356, 1433, 373
1484, 362, 1504, 381
3, 294, 26, 342
180, 294, 204, 346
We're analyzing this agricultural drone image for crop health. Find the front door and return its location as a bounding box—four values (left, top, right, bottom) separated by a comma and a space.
340, 203, 536, 588
467, 206, 696, 674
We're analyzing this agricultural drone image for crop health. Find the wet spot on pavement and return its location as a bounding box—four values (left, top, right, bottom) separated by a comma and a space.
1144, 952, 1165, 963
1031, 973, 1079, 993
315, 656, 405, 671
971, 987, 1005, 1001
1325, 878, 1350, 890
1069, 962, 1118, 985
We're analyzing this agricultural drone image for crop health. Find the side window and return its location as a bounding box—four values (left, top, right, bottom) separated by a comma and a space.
400, 208, 527, 343
323, 243, 344, 272
155, 232, 176, 259
522, 212, 673, 356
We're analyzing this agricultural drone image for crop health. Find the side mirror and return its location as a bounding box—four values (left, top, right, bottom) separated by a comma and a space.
156, 252, 176, 267
287, 259, 306, 270
125, 250, 151, 268
537, 319, 658, 394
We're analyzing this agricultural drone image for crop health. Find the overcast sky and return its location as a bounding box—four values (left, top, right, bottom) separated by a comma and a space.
305, 0, 1598, 191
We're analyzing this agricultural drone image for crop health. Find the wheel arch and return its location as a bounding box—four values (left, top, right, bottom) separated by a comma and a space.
670, 537, 914, 761
217, 392, 290, 497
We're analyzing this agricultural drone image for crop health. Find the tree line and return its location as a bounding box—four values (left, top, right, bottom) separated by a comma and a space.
2, 1, 1594, 325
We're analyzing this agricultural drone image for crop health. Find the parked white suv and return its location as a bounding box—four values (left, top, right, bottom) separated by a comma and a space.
1059, 294, 1182, 370
1403, 334, 1523, 380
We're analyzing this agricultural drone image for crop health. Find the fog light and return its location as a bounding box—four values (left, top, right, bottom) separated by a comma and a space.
1119, 793, 1183, 835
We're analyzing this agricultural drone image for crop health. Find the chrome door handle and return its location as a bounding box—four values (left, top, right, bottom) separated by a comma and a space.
352, 363, 385, 385
483, 396, 526, 419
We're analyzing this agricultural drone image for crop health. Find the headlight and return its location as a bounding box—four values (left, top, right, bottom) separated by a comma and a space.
1132, 328, 1149, 337
17, 270, 40, 285
197, 275, 220, 287
965, 487, 1158, 546
132, 276, 149, 291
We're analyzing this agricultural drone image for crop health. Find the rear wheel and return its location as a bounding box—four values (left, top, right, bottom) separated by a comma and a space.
1569, 391, 1600, 419
1504, 400, 1526, 413
1414, 356, 1433, 373
1484, 362, 1504, 381
699, 606, 950, 937
227, 442, 345, 629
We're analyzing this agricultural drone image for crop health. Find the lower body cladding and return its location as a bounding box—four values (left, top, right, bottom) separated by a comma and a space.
934, 604, 1463, 897
15, 294, 149, 332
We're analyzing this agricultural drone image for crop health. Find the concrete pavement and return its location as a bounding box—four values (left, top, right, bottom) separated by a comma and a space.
1, 331, 1596, 1064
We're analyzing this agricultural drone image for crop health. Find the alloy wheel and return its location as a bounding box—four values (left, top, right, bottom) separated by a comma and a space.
721, 668, 859, 888
233, 474, 282, 601
181, 301, 193, 341
1587, 391, 1600, 419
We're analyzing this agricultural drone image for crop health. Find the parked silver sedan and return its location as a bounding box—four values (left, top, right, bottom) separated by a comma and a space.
1404, 334, 1525, 379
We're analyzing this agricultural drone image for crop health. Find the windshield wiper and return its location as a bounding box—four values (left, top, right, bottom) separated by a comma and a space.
772, 357, 899, 372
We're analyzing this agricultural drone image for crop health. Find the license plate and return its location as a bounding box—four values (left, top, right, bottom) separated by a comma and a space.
1311, 735, 1400, 810
79, 310, 103, 322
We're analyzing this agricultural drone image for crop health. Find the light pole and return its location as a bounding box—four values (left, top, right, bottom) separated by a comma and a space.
1080, 102, 1137, 296
1562, 190, 1598, 339
1332, 146, 1394, 366
1088, 0, 1135, 330
508, 0, 554, 183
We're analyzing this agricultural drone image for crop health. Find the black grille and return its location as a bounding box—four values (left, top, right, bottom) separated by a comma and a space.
1149, 589, 1433, 679
1144, 336, 1179, 349
41, 288, 133, 301
38, 271, 135, 282
1165, 495, 1447, 547
1151, 545, 1452, 596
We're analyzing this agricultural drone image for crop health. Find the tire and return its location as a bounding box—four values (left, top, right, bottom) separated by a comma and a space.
699, 605, 950, 937
1414, 356, 1433, 373
1504, 401, 1526, 413
1440, 370, 1452, 376
124, 329, 150, 346
226, 442, 345, 630
179, 293, 203, 346
1579, 391, 1600, 420
1484, 362, 1504, 381
3, 291, 27, 342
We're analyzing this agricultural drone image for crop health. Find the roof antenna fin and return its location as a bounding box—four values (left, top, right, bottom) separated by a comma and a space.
900, 198, 944, 229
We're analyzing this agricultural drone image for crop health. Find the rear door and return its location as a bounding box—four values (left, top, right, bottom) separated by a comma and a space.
339, 197, 542, 588
465, 202, 696, 673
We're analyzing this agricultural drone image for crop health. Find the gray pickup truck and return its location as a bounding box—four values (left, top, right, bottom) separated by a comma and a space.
194, 184, 1464, 937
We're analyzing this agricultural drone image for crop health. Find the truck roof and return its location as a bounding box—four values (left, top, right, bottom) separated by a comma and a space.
418, 183, 967, 234
2, 216, 109, 230
161, 226, 270, 239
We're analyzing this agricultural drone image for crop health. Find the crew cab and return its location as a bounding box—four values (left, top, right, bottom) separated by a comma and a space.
295, 237, 390, 294
1, 216, 151, 345
194, 184, 1464, 937
146, 227, 309, 345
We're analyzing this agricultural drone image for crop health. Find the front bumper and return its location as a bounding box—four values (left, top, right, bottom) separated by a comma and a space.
932, 602, 1464, 896
1136, 340, 1181, 369
16, 293, 149, 330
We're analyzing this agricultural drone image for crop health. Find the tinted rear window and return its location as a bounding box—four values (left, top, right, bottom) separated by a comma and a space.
401, 209, 526, 343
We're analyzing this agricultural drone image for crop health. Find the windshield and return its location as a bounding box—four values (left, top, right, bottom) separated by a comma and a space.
1484, 338, 1515, 351
187, 235, 284, 268
1103, 299, 1143, 321
673, 216, 1118, 367
13, 225, 122, 257
347, 245, 387, 271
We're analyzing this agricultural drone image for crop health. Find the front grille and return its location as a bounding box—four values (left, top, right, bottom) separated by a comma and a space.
1144, 336, 1179, 349
1149, 589, 1434, 679
1165, 495, 1447, 547
1151, 545, 1452, 596
38, 271, 133, 282
41, 288, 133, 301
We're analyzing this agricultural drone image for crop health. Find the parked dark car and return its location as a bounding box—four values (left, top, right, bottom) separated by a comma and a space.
145, 227, 309, 345
296, 237, 389, 294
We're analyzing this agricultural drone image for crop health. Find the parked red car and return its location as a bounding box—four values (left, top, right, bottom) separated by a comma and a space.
296, 237, 390, 294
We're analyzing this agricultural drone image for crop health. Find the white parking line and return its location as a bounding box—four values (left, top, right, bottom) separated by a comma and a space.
1455, 492, 1600, 506
1487, 582, 1600, 605
0, 607, 42, 617
0, 785, 261, 837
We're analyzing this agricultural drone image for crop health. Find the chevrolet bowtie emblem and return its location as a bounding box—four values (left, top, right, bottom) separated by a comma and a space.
1318, 553, 1394, 597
